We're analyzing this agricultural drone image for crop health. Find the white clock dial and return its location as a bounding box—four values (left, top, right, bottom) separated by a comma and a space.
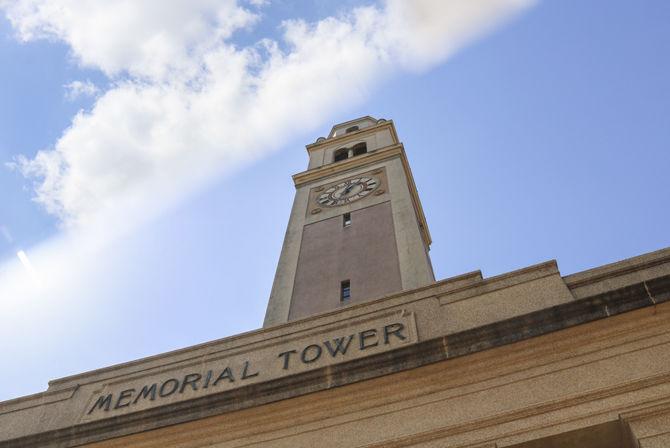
316, 176, 380, 207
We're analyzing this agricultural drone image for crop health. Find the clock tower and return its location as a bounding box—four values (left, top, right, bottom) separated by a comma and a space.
264, 117, 434, 327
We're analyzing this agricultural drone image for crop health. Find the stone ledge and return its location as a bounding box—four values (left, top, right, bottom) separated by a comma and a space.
438, 260, 560, 305
565, 247, 670, 299
0, 386, 76, 416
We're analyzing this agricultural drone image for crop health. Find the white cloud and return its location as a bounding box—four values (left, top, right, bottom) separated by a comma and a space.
380, 0, 534, 71
4, 0, 534, 228
4, 0, 259, 80
0, 0, 535, 298
64, 80, 99, 101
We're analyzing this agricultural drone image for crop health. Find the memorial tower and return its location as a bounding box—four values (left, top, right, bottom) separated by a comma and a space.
264, 116, 435, 326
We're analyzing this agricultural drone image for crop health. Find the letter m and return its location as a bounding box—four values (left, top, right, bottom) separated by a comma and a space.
133, 383, 157, 404
324, 335, 353, 357
88, 394, 113, 414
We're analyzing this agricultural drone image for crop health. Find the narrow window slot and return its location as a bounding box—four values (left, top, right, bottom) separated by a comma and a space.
341, 280, 351, 302
343, 213, 351, 227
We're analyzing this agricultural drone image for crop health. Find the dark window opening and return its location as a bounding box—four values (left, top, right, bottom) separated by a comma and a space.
334, 148, 348, 162
345, 125, 359, 133
352, 142, 367, 156
341, 280, 351, 302
343, 213, 351, 227
333, 142, 366, 163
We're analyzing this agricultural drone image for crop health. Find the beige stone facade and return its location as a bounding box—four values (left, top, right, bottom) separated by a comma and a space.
1, 118, 669, 447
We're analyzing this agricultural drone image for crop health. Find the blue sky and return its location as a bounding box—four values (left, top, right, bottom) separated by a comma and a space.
0, 0, 669, 401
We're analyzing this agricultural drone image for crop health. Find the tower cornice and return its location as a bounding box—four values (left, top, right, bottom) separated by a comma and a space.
305, 119, 400, 153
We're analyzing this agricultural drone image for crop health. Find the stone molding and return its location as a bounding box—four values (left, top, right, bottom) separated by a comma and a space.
305, 118, 400, 151
565, 247, 670, 300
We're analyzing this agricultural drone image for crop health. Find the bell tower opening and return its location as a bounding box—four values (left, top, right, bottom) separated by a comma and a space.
333, 147, 348, 162
352, 142, 367, 156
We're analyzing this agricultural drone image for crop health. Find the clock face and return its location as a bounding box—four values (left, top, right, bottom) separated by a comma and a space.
316, 176, 380, 207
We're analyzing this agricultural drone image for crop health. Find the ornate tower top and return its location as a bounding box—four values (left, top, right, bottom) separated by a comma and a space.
326, 116, 380, 138
303, 116, 398, 171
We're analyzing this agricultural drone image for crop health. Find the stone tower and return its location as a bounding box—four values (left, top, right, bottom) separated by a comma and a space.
263, 116, 434, 326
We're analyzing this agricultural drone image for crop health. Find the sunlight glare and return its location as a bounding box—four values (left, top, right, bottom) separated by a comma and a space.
16, 250, 38, 280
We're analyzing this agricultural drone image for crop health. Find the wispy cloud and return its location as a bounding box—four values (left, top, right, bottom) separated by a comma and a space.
0, 0, 535, 297
64, 80, 99, 101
